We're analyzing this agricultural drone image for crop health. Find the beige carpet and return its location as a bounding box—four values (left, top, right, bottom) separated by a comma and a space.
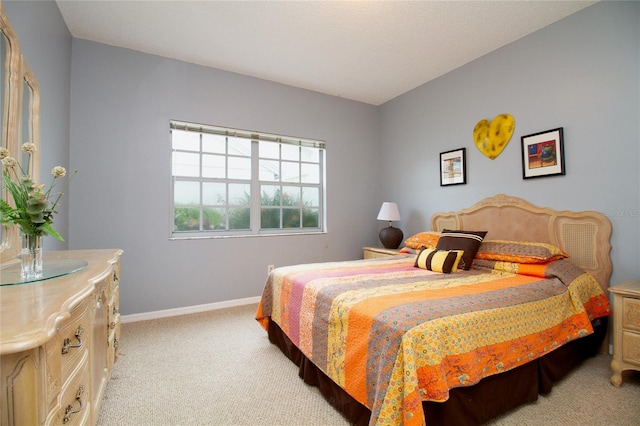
98, 304, 640, 425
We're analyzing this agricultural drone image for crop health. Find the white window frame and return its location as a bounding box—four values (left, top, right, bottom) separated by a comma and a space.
170, 120, 326, 239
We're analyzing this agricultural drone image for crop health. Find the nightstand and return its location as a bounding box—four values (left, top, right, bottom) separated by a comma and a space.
610, 280, 640, 387
363, 247, 402, 259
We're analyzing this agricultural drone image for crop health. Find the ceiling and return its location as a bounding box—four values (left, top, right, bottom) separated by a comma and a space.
55, 1, 597, 106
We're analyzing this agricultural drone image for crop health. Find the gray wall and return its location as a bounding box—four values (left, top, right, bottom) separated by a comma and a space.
68, 40, 381, 314
5, 1, 639, 315
3, 0, 71, 251
379, 1, 640, 287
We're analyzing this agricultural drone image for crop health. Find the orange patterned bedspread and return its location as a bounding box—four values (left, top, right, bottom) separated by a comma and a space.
255, 255, 610, 426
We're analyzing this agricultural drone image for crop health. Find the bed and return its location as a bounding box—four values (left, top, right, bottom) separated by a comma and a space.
255, 194, 612, 426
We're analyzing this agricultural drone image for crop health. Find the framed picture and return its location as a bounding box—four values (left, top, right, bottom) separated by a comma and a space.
521, 128, 565, 179
440, 148, 466, 186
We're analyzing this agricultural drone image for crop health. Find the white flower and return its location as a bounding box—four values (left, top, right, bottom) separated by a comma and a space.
52, 166, 66, 178
2, 156, 17, 168
0, 147, 8, 159
22, 143, 37, 154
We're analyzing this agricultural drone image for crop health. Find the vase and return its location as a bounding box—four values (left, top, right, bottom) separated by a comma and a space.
21, 233, 43, 280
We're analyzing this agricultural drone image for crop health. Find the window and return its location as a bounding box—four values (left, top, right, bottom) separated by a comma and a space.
170, 121, 325, 238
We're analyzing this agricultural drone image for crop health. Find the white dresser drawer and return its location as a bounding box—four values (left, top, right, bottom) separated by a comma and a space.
60, 353, 91, 426
59, 300, 91, 381
622, 297, 640, 332
621, 331, 640, 366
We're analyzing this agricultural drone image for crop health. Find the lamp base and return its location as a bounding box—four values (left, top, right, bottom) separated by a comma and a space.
379, 226, 404, 249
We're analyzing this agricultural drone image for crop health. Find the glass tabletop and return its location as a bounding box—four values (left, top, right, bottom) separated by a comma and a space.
1, 258, 88, 286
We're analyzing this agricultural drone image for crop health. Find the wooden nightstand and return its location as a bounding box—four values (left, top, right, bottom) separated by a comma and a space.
610, 280, 640, 387
363, 247, 402, 259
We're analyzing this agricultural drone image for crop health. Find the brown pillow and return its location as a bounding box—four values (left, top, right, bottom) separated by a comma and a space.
435, 229, 487, 270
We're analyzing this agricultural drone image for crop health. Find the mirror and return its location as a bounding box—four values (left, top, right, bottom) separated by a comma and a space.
0, 23, 6, 254
0, 25, 3, 256
0, 2, 41, 263
1, 23, 6, 147
21, 69, 40, 182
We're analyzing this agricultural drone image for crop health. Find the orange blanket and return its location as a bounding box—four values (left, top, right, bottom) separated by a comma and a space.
256, 255, 610, 426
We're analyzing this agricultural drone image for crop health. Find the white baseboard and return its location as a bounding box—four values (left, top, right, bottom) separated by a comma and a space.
121, 296, 262, 324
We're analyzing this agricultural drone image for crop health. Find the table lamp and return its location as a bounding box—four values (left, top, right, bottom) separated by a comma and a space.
377, 202, 403, 249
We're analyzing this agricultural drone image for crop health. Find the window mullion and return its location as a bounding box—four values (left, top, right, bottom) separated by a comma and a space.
199, 133, 205, 231
298, 154, 303, 227
251, 140, 260, 233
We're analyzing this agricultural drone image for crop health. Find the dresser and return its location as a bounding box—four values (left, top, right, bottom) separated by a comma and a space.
0, 249, 123, 426
610, 280, 640, 387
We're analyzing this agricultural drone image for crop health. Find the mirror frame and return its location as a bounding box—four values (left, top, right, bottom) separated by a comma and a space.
22, 67, 40, 183
0, 2, 41, 264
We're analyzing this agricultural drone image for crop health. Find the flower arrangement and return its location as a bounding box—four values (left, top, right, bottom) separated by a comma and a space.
0, 143, 76, 241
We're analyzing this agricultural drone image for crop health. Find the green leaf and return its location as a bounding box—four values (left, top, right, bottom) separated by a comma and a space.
41, 222, 64, 242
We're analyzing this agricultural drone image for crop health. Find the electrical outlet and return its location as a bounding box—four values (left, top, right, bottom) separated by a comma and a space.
267, 264, 274, 274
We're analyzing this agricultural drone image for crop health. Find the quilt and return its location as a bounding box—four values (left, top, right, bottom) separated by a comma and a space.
255, 254, 610, 426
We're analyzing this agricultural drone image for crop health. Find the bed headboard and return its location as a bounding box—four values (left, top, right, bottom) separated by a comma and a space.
430, 194, 612, 292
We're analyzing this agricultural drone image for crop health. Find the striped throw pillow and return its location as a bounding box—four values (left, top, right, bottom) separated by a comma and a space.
414, 247, 464, 273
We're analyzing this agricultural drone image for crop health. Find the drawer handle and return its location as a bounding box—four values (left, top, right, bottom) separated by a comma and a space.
62, 325, 84, 354
63, 385, 84, 424
109, 321, 116, 330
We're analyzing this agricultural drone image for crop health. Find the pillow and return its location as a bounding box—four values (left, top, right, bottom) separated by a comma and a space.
473, 257, 558, 278
404, 231, 441, 250
475, 240, 568, 264
399, 247, 417, 255
414, 247, 464, 273
435, 229, 487, 270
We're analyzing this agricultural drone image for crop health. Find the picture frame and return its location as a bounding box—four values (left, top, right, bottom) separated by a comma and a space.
521, 127, 565, 179
440, 148, 466, 186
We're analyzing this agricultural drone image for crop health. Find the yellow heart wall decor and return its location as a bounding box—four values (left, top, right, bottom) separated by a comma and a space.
473, 114, 515, 160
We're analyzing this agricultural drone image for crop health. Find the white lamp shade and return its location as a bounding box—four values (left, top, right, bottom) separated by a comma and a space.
377, 202, 401, 221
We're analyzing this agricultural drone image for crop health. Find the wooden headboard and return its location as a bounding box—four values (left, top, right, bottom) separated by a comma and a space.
430, 194, 612, 292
